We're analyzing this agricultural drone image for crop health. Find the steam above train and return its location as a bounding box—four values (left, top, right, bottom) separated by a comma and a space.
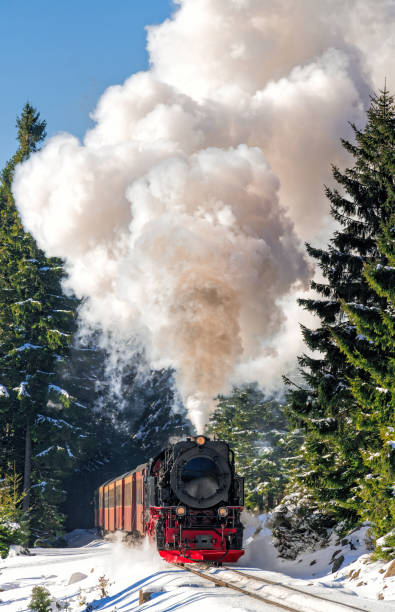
94, 436, 244, 564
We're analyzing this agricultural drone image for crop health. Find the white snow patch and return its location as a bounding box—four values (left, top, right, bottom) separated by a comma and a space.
48, 384, 71, 398
36, 446, 54, 457
13, 381, 30, 398
0, 384, 9, 397
49, 329, 70, 337
36, 414, 75, 429
31, 480, 47, 489
15, 298, 41, 306
15, 343, 42, 351
7, 545, 27, 557
66, 444, 75, 458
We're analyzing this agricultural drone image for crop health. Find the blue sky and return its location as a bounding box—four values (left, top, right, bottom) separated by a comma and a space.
0, 0, 173, 168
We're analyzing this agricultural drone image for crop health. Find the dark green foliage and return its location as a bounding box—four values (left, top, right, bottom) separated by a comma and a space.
0, 524, 15, 559
333, 208, 395, 535
0, 104, 83, 541
16, 104, 47, 155
285, 87, 395, 535
29, 585, 52, 612
0, 470, 27, 558
206, 387, 302, 511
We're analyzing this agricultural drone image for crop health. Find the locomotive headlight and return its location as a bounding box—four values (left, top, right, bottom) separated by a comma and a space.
196, 436, 206, 446
176, 505, 186, 516
218, 506, 228, 518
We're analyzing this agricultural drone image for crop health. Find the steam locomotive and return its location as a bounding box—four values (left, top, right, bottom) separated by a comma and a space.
94, 435, 244, 563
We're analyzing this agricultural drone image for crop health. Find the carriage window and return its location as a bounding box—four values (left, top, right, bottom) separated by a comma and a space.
99, 491, 103, 509
116, 485, 121, 506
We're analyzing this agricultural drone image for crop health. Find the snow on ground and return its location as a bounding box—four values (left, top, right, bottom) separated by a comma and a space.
242, 513, 395, 606
0, 520, 394, 611
0, 535, 268, 611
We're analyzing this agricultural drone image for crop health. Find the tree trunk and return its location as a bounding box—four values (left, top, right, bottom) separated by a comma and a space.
22, 420, 31, 514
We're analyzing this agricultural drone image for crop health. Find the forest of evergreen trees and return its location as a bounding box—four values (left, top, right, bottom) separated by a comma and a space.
0, 88, 393, 560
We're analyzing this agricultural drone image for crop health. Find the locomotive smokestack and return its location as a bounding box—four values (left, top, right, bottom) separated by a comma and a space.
13, 0, 394, 430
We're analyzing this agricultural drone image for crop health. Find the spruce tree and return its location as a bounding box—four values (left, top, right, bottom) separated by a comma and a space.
333, 209, 394, 535
206, 387, 301, 511
285, 88, 395, 531
0, 469, 25, 558
0, 104, 82, 541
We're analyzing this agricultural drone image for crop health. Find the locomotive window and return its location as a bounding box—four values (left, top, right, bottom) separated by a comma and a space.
124, 482, 131, 506
136, 480, 142, 505
181, 457, 220, 499
116, 485, 121, 506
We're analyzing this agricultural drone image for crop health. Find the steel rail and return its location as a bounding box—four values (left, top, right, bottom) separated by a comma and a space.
171, 563, 300, 612
172, 562, 370, 612
171, 562, 299, 611
226, 567, 367, 612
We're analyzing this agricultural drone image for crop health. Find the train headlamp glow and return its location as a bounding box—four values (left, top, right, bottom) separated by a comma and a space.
196, 436, 206, 446
176, 506, 186, 516
218, 507, 228, 518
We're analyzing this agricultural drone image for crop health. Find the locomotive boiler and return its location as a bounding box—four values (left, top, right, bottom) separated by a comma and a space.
94, 435, 244, 563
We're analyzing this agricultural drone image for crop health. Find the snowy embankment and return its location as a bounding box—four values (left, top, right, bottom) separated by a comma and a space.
0, 518, 394, 611
243, 514, 395, 606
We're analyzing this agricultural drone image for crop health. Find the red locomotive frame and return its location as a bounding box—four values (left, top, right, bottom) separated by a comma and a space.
94, 437, 245, 564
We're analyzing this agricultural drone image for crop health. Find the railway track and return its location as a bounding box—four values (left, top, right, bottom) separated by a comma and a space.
172, 563, 371, 611
227, 567, 369, 611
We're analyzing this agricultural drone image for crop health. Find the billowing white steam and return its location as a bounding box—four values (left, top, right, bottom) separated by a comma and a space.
13, 0, 394, 431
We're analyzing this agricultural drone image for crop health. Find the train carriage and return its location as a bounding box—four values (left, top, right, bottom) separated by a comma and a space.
94, 436, 244, 564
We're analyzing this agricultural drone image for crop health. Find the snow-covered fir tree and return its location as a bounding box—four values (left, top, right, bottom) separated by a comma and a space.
285, 88, 395, 534
0, 104, 87, 541
334, 204, 394, 536
206, 386, 302, 511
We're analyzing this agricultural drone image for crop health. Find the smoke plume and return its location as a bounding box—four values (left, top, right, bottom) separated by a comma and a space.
13, 0, 395, 431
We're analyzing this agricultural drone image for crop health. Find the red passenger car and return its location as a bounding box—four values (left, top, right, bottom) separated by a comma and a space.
94, 436, 244, 564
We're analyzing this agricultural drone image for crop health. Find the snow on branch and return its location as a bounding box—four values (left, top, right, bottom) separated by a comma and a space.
36, 414, 75, 429
0, 384, 9, 397
13, 382, 30, 398
48, 384, 70, 398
